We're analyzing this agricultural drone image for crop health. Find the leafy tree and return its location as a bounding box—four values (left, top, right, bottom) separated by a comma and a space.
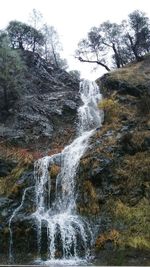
7, 20, 44, 52
69, 70, 81, 80
76, 28, 111, 71
76, 10, 150, 71
100, 21, 126, 68
29, 8, 43, 30
124, 10, 150, 60
41, 24, 68, 69
0, 33, 25, 111
76, 22, 125, 70
28, 9, 44, 52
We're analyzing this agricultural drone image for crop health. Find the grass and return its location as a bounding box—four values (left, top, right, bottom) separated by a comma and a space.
50, 164, 60, 179
96, 198, 150, 250
116, 151, 150, 188
77, 180, 100, 215
0, 142, 34, 196
109, 56, 150, 87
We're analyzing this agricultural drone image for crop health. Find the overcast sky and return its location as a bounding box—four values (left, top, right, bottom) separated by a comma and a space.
1, 0, 150, 80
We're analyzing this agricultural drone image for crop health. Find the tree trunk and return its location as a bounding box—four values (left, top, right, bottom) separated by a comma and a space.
19, 41, 24, 50
51, 44, 59, 68
112, 43, 121, 68
127, 34, 141, 61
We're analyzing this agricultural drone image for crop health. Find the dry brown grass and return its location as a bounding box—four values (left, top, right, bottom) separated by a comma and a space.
117, 151, 150, 187
77, 180, 100, 215
95, 229, 120, 249
110, 57, 150, 86
50, 164, 61, 179
100, 197, 150, 250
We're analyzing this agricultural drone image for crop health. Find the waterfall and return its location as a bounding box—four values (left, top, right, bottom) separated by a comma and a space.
8, 80, 103, 265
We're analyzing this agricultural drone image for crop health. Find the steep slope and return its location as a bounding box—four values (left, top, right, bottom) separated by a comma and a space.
0, 51, 80, 263
77, 55, 150, 265
0, 50, 80, 151
0, 53, 150, 265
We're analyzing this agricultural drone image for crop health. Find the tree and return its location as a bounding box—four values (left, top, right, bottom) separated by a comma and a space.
69, 70, 81, 80
100, 21, 124, 68
76, 10, 150, 71
0, 33, 25, 111
122, 10, 150, 60
41, 24, 68, 69
28, 9, 44, 52
76, 28, 111, 71
7, 20, 44, 52
29, 8, 43, 30
76, 22, 125, 71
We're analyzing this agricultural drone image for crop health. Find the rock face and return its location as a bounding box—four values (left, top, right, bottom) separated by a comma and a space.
0, 50, 80, 263
76, 55, 150, 264
0, 50, 80, 151
0, 53, 150, 265
98, 54, 150, 97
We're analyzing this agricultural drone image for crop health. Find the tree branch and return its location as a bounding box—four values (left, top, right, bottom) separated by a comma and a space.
77, 56, 110, 71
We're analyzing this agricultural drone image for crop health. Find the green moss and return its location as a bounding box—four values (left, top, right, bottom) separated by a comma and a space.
104, 198, 150, 249
77, 180, 100, 215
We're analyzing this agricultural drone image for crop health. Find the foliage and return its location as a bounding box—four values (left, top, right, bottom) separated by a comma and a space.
29, 8, 43, 31
7, 20, 44, 52
50, 164, 60, 179
95, 229, 120, 249
98, 97, 123, 123
77, 180, 99, 215
41, 24, 68, 69
68, 70, 81, 80
0, 33, 25, 110
1, 10, 68, 70
112, 199, 150, 249
76, 10, 150, 70
117, 151, 150, 188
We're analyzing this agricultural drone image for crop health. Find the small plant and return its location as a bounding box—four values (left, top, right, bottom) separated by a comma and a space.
50, 164, 60, 179
98, 97, 122, 123
95, 229, 120, 249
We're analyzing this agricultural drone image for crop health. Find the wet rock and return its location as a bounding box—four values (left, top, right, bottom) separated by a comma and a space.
0, 159, 17, 177
0, 50, 80, 150
142, 137, 150, 151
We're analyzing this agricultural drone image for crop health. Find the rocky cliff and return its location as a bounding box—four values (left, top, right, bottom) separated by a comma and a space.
0, 53, 150, 265
77, 54, 150, 265
0, 50, 80, 151
0, 50, 80, 263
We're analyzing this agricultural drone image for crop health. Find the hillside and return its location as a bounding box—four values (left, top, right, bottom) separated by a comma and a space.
0, 53, 150, 265
0, 50, 80, 151
78, 55, 150, 265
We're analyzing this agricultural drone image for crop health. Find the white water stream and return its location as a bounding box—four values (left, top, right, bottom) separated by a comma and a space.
9, 80, 103, 265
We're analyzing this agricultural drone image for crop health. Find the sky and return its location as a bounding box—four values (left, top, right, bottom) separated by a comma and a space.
1, 0, 150, 80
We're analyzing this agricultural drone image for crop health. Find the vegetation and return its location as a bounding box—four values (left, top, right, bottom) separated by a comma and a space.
101, 198, 150, 249
0, 8, 71, 112
76, 10, 150, 71
69, 70, 81, 80
0, 143, 33, 196
50, 164, 60, 179
41, 24, 68, 69
0, 33, 25, 111
7, 20, 44, 51
0, 8, 68, 70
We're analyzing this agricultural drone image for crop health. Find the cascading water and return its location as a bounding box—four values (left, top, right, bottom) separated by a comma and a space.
8, 80, 103, 265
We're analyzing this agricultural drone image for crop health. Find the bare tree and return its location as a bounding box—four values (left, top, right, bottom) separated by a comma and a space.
42, 24, 68, 69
